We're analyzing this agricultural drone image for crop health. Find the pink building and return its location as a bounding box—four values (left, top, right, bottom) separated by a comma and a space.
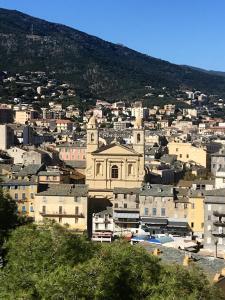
58, 143, 86, 161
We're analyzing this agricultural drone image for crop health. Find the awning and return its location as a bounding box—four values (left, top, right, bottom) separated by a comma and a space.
167, 221, 188, 228
141, 217, 168, 225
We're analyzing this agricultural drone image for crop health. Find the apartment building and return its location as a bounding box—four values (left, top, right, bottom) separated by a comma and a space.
34, 184, 88, 231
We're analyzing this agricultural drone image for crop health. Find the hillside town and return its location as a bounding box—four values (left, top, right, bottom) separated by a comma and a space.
1, 70, 225, 263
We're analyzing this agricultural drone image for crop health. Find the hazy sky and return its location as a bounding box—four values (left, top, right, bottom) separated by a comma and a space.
1, 0, 225, 71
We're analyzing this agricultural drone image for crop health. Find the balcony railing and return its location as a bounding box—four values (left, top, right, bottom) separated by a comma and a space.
213, 211, 225, 217
212, 231, 225, 238
94, 219, 111, 224
40, 211, 85, 218
213, 221, 225, 227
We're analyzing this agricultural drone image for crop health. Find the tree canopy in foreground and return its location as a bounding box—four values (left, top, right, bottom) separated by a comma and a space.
0, 222, 223, 300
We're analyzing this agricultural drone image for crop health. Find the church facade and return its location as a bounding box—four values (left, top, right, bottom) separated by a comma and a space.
86, 116, 145, 197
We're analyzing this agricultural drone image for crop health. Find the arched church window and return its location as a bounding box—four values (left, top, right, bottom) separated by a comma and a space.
111, 165, 118, 178
137, 133, 141, 143
128, 164, 133, 176
91, 133, 94, 142
96, 163, 102, 176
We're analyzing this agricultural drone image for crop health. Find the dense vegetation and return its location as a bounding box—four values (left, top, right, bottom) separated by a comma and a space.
1, 8, 225, 100
0, 220, 223, 299
0, 190, 19, 245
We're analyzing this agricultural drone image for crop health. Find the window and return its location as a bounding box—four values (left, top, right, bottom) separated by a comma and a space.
124, 194, 127, 199
15, 193, 18, 200
208, 215, 211, 221
128, 164, 133, 176
59, 217, 62, 223
96, 163, 102, 176
53, 176, 57, 181
179, 154, 182, 158
115, 194, 118, 199
161, 208, 166, 216
114, 203, 118, 208
105, 223, 108, 230
111, 165, 118, 178
213, 164, 216, 169
22, 193, 26, 200
42, 206, 46, 214
176, 148, 179, 152
95, 223, 99, 230
201, 222, 204, 228
136, 203, 139, 209
137, 133, 141, 143
192, 203, 195, 209
59, 206, 62, 214
191, 222, 194, 228
75, 217, 78, 224
30, 193, 34, 199
144, 208, 149, 216
152, 208, 157, 216
75, 206, 79, 215
90, 133, 94, 142
184, 204, 188, 209
30, 206, 34, 212
22, 206, 26, 213
124, 203, 127, 208
196, 185, 200, 190
186, 154, 189, 158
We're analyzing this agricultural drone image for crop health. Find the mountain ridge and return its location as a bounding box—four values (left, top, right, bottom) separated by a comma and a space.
0, 8, 225, 100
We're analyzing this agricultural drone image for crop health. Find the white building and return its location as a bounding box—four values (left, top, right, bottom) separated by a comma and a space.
92, 208, 114, 242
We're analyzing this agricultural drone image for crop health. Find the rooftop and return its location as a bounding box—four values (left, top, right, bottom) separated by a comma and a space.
37, 184, 88, 197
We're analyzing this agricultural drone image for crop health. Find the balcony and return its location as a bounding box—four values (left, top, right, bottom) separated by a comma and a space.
213, 211, 225, 217
94, 219, 111, 224
40, 211, 85, 218
212, 231, 225, 238
213, 221, 225, 227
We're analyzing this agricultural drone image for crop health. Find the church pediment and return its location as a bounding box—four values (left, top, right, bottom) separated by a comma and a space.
92, 143, 140, 156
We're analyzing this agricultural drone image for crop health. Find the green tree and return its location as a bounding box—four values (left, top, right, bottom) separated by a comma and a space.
0, 223, 223, 300
0, 190, 18, 245
0, 222, 98, 298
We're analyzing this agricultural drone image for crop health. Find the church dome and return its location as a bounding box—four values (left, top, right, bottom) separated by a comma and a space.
134, 116, 143, 129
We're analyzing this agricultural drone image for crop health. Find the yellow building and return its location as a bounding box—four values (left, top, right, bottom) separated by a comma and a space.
34, 184, 88, 231
187, 190, 205, 238
15, 110, 36, 124
86, 116, 145, 197
0, 179, 38, 219
168, 142, 207, 167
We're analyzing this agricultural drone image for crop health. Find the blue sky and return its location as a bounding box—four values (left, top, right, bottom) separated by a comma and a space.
1, 0, 225, 71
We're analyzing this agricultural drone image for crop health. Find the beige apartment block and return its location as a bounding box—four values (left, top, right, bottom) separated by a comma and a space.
15, 110, 36, 124
34, 184, 88, 231
168, 142, 207, 167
